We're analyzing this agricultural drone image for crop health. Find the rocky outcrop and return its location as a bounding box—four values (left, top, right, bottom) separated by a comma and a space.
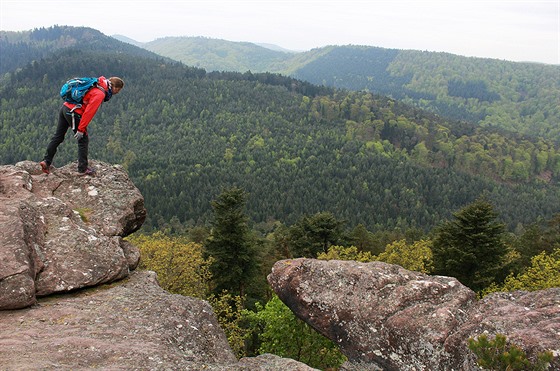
0, 161, 315, 370
0, 269, 316, 370
268, 258, 560, 370
0, 270, 237, 370
0, 161, 146, 310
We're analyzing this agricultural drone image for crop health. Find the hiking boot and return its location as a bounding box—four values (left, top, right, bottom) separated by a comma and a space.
40, 161, 50, 174
78, 167, 96, 176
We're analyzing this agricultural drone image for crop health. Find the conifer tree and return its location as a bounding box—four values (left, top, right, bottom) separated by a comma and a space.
205, 187, 257, 297
288, 212, 346, 258
432, 197, 507, 292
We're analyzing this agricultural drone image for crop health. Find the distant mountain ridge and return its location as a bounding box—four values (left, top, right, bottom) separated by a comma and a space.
255, 43, 299, 53
111, 34, 297, 54
112, 34, 144, 47
12, 27, 555, 136
0, 27, 169, 75
140, 36, 291, 72
121, 34, 560, 142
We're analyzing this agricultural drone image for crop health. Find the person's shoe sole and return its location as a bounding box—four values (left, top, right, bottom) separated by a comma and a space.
40, 161, 50, 174
77, 169, 96, 177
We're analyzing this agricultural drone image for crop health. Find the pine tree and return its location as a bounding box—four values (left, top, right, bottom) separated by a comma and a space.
288, 212, 346, 258
432, 198, 507, 292
205, 187, 257, 297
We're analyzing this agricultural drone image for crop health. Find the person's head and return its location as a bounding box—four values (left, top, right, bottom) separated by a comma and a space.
109, 77, 124, 95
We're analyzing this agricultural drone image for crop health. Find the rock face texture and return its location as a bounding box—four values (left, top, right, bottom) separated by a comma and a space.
0, 161, 146, 310
268, 258, 560, 371
0, 270, 237, 370
0, 161, 315, 370
0, 270, 316, 370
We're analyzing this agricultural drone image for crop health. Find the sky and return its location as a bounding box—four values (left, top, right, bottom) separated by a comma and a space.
1, 0, 559, 65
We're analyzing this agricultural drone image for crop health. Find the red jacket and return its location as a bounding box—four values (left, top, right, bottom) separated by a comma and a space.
63, 76, 109, 133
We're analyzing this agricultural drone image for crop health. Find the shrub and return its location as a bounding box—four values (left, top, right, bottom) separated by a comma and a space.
468, 333, 553, 370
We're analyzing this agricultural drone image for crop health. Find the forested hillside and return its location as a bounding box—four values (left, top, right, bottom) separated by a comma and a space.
1, 26, 559, 233
0, 27, 164, 75
133, 37, 560, 142
141, 36, 291, 73
292, 46, 560, 142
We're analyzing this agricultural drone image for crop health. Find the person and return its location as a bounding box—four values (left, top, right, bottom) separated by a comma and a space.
40, 76, 124, 175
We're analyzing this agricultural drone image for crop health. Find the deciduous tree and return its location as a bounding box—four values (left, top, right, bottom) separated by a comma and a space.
482, 248, 560, 295
126, 232, 213, 299
377, 239, 434, 273
317, 245, 375, 262
245, 295, 346, 369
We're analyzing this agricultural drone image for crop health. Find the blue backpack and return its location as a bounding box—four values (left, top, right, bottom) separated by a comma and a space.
60, 77, 104, 105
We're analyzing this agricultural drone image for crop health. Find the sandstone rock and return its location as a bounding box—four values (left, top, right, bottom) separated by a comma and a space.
0, 161, 146, 310
448, 288, 560, 369
0, 270, 237, 370
268, 258, 560, 370
0, 163, 314, 370
0, 270, 316, 370
238, 353, 319, 370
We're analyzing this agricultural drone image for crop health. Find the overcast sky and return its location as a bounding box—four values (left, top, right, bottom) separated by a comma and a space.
1, 0, 559, 65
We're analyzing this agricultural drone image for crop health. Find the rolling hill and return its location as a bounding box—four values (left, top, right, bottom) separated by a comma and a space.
1, 26, 559, 233
128, 36, 560, 143
0, 27, 167, 75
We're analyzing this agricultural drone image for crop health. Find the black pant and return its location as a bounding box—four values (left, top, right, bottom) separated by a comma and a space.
43, 105, 89, 172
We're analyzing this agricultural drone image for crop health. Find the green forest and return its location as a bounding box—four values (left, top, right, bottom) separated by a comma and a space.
137, 37, 560, 144
2, 26, 560, 369
2, 27, 559, 233
290, 46, 560, 142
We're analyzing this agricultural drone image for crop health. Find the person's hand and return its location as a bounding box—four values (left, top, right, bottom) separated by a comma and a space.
74, 131, 84, 140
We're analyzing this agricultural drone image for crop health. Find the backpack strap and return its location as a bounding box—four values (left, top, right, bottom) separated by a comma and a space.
69, 84, 105, 111
68, 105, 81, 131
97, 81, 112, 102
67, 82, 107, 130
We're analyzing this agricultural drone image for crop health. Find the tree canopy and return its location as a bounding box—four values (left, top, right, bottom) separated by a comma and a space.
432, 198, 508, 291
205, 187, 258, 297
1, 25, 559, 236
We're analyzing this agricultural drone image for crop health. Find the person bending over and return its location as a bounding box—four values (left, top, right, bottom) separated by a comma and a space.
40, 76, 124, 175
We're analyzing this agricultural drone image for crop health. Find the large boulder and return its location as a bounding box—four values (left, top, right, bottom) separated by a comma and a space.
0, 270, 238, 370
0, 161, 315, 370
0, 269, 315, 370
0, 161, 146, 310
268, 258, 560, 370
